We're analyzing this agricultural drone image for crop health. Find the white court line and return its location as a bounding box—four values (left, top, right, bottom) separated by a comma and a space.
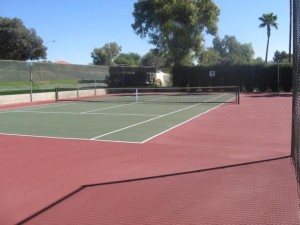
12, 110, 80, 115
2, 100, 136, 115
10, 110, 160, 117
80, 95, 174, 114
90, 94, 227, 140
0, 94, 233, 144
143, 96, 170, 102
141, 104, 224, 143
142, 96, 235, 143
0, 132, 141, 144
16, 102, 77, 111
0, 102, 77, 114
80, 102, 137, 114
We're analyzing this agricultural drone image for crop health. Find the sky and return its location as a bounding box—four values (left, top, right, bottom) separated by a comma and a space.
0, 0, 291, 65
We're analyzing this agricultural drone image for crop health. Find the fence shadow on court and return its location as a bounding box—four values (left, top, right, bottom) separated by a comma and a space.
17, 155, 295, 225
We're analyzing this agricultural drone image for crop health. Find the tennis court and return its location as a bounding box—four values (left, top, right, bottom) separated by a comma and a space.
0, 88, 238, 143
1, 93, 299, 225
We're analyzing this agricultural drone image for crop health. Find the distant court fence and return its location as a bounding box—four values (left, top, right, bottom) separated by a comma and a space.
292, 0, 300, 190
0, 61, 161, 104
0, 60, 109, 91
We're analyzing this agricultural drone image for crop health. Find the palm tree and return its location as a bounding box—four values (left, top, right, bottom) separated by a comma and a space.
259, 13, 278, 63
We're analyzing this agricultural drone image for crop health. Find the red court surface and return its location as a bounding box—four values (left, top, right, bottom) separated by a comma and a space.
19, 158, 300, 225
0, 94, 299, 224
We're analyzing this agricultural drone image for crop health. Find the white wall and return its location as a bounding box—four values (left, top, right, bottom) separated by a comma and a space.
155, 71, 172, 87
0, 88, 107, 105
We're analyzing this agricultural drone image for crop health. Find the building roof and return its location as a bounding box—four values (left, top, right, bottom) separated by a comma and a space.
54, 60, 71, 64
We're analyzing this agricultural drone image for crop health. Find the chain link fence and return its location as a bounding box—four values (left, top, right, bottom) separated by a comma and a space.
292, 0, 300, 190
0, 60, 109, 95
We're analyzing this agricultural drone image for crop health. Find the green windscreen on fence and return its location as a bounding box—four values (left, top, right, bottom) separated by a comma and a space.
0, 61, 110, 95
0, 60, 31, 82
0, 61, 159, 94
31, 63, 109, 83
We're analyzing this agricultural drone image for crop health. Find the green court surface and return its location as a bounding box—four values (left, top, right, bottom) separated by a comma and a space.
0, 95, 234, 143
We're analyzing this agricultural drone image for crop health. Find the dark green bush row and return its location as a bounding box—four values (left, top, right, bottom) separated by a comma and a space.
108, 71, 149, 87
108, 66, 156, 87
172, 64, 293, 92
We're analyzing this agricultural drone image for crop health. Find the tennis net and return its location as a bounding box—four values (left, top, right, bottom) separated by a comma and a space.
56, 85, 240, 104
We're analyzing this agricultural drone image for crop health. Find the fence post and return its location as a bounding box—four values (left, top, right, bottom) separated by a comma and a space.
30, 62, 33, 102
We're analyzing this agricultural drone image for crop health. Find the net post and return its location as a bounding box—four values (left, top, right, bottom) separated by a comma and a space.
135, 88, 139, 102
237, 86, 240, 104
29, 62, 33, 102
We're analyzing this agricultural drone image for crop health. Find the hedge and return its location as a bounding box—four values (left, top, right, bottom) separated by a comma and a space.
171, 64, 293, 92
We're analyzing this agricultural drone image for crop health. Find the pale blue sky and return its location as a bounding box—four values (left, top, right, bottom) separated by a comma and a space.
0, 0, 290, 65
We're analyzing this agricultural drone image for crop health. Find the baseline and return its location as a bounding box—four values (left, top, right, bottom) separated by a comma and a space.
0, 102, 76, 113
0, 132, 141, 144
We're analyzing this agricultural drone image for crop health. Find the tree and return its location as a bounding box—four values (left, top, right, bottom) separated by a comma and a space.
132, 0, 220, 66
273, 50, 289, 63
199, 48, 220, 65
254, 57, 264, 64
91, 42, 121, 65
201, 35, 254, 65
258, 13, 278, 63
141, 49, 165, 66
0, 17, 47, 61
114, 52, 141, 65
273, 50, 282, 62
